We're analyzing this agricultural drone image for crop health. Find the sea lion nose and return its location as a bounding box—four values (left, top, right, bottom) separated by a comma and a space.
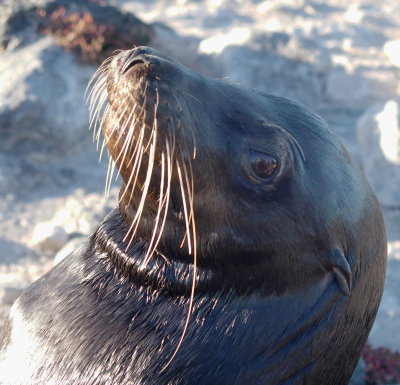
120, 46, 170, 76
121, 52, 151, 75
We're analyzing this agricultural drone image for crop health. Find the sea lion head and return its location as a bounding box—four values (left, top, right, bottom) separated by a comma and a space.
0, 46, 386, 385
89, 46, 386, 298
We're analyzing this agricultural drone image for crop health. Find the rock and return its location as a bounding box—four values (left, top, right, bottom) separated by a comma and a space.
54, 236, 86, 265
0, 239, 38, 265
325, 66, 398, 107
148, 23, 219, 78
343, 5, 364, 24
369, 244, 400, 351
0, 0, 156, 162
0, 153, 45, 197
0, 37, 93, 159
389, 241, 400, 260
0, 154, 23, 195
0, 0, 50, 51
28, 188, 115, 253
384, 40, 400, 68
0, 287, 23, 306
219, 32, 321, 107
30, 221, 68, 251
199, 27, 251, 55
357, 100, 400, 208
349, 358, 366, 385
0, 0, 154, 62
52, 189, 116, 235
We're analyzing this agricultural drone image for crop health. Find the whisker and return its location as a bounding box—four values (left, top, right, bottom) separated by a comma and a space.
124, 129, 156, 250
109, 102, 130, 138
105, 155, 116, 197
88, 76, 107, 108
119, 144, 143, 205
142, 89, 168, 265
89, 88, 106, 130
114, 107, 137, 167
143, 151, 166, 266
96, 103, 110, 150
124, 96, 158, 249
176, 160, 192, 255
118, 119, 147, 204
99, 138, 106, 162
272, 124, 306, 161
91, 93, 108, 143
88, 79, 107, 122
177, 89, 202, 105
113, 104, 137, 151
182, 98, 198, 160
147, 138, 173, 263
85, 66, 108, 101
125, 109, 150, 202
162, 158, 197, 372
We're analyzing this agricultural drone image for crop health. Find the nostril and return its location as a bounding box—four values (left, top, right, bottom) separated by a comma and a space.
121, 56, 147, 74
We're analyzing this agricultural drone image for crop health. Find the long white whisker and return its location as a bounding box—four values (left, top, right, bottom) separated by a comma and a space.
123, 119, 157, 249
272, 125, 306, 161
118, 123, 146, 204
148, 138, 173, 261
142, 152, 166, 266
113, 105, 137, 150
176, 160, 192, 255
105, 155, 116, 197
96, 103, 110, 150
162, 158, 197, 372
89, 89, 106, 132
124, 86, 160, 249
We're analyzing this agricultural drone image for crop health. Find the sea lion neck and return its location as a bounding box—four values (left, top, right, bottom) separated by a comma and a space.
94, 209, 332, 297
93, 209, 225, 296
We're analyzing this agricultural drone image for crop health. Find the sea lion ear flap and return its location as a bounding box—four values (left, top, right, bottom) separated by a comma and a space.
329, 247, 352, 296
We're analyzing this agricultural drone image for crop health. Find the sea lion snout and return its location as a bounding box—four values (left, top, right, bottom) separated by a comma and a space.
117, 46, 185, 85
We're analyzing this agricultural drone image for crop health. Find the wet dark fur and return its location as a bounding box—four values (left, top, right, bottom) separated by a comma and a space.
0, 47, 387, 385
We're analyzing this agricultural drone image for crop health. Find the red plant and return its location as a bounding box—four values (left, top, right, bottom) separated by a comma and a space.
362, 344, 400, 385
40, 6, 116, 63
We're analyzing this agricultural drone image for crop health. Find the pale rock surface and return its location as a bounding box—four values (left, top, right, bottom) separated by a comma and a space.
325, 67, 398, 107
349, 359, 366, 385
0, 252, 54, 306
30, 222, 68, 252
218, 32, 322, 107
370, 241, 400, 351
0, 37, 93, 158
0, 288, 23, 306
52, 189, 116, 235
357, 100, 400, 208
384, 40, 400, 68
54, 236, 87, 265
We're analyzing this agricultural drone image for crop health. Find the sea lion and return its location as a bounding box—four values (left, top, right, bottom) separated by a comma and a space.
0, 46, 387, 385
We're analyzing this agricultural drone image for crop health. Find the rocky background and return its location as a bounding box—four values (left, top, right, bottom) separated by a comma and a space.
1, 0, 400, 383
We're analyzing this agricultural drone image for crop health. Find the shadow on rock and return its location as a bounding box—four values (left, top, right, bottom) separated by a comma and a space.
0, 239, 39, 265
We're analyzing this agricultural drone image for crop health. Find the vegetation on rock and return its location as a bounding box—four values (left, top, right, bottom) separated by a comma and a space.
363, 344, 400, 385
39, 5, 140, 64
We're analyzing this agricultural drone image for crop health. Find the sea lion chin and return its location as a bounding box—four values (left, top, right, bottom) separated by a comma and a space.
0, 46, 387, 385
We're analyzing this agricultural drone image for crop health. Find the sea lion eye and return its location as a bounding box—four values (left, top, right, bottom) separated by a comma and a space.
250, 151, 277, 179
